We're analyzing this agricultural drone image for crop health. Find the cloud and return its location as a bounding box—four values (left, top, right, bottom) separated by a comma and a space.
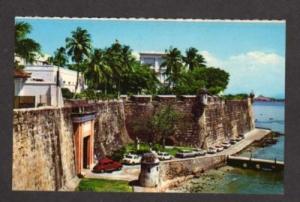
200, 51, 285, 98
229, 51, 284, 65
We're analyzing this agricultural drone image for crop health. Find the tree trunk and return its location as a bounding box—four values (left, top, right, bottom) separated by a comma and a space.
73, 70, 79, 98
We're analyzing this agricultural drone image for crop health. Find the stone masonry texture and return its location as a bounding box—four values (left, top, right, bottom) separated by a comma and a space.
12, 98, 254, 191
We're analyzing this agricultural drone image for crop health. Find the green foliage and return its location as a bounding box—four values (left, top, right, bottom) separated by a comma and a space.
110, 146, 127, 161
182, 47, 206, 71
74, 89, 118, 100
66, 27, 92, 94
222, 93, 249, 100
61, 88, 74, 99
15, 21, 41, 65
48, 47, 68, 67
77, 179, 132, 192
151, 105, 180, 148
204, 67, 230, 94
161, 47, 185, 89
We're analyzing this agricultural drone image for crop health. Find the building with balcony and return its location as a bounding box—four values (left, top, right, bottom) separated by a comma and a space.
139, 52, 167, 84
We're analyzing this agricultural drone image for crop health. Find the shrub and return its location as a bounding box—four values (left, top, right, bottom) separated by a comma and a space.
61, 88, 74, 99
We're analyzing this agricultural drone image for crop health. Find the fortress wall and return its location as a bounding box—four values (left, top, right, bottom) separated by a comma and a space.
13, 107, 76, 191
124, 97, 254, 148
12, 97, 254, 191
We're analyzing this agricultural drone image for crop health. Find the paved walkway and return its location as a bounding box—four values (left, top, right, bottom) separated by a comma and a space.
165, 128, 272, 163
84, 128, 271, 187
84, 165, 140, 182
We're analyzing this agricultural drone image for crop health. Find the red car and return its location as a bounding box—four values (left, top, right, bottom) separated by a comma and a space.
92, 157, 122, 173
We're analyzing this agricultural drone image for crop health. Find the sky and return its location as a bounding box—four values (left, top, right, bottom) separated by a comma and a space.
16, 17, 286, 98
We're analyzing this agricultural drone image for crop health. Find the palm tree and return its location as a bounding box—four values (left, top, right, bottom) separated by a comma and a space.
66, 27, 92, 95
161, 47, 183, 89
105, 40, 133, 96
85, 48, 111, 93
183, 47, 206, 71
49, 47, 68, 67
15, 21, 41, 67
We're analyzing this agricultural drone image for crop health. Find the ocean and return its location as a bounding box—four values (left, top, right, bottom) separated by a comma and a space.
170, 101, 285, 194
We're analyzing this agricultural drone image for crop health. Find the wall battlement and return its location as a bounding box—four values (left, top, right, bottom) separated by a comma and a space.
12, 96, 254, 191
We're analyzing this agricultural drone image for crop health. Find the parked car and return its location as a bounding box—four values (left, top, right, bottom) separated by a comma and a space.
207, 147, 217, 154
222, 142, 231, 149
215, 145, 224, 152
122, 153, 142, 165
236, 136, 244, 141
230, 138, 237, 144
92, 157, 122, 173
157, 152, 172, 160
193, 148, 207, 156
175, 150, 196, 158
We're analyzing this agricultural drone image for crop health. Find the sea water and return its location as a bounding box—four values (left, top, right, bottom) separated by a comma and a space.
172, 101, 285, 194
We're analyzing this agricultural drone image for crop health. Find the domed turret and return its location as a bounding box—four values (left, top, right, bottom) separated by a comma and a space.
138, 152, 160, 187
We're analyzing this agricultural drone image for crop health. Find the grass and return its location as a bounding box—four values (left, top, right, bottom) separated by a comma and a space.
77, 178, 132, 192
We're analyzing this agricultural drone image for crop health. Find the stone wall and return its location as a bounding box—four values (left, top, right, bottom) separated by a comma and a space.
93, 101, 132, 156
13, 107, 77, 191
12, 97, 254, 191
12, 101, 132, 191
124, 97, 254, 148
158, 155, 226, 191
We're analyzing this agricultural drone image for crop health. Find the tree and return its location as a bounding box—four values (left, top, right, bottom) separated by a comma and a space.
84, 48, 111, 93
170, 67, 229, 95
48, 47, 68, 67
151, 105, 179, 148
183, 47, 206, 71
161, 47, 184, 90
66, 27, 92, 95
15, 21, 41, 67
204, 67, 229, 94
120, 62, 159, 94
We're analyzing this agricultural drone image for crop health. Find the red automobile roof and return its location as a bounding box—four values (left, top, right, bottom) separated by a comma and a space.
99, 157, 114, 163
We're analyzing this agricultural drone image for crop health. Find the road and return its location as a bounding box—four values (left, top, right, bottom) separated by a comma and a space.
84, 128, 271, 181
84, 164, 140, 181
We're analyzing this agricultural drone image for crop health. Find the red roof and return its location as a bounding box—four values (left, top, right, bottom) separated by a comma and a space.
14, 69, 31, 78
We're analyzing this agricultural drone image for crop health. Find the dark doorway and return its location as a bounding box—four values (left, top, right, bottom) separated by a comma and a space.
83, 136, 90, 169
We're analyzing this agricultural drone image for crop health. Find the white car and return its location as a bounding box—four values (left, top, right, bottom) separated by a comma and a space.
207, 147, 217, 154
157, 152, 172, 160
193, 148, 207, 156
222, 142, 231, 149
215, 145, 224, 152
122, 154, 141, 165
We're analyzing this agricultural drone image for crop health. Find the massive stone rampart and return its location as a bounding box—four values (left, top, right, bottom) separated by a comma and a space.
124, 96, 254, 148
12, 101, 131, 191
13, 107, 76, 191
12, 96, 254, 191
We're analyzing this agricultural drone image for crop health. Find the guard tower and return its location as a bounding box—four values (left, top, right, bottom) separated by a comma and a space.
139, 152, 160, 187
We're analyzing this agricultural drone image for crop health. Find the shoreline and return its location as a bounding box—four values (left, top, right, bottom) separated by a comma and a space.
165, 130, 284, 193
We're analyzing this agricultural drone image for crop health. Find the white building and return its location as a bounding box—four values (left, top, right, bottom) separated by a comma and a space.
139, 52, 167, 84
14, 65, 85, 108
